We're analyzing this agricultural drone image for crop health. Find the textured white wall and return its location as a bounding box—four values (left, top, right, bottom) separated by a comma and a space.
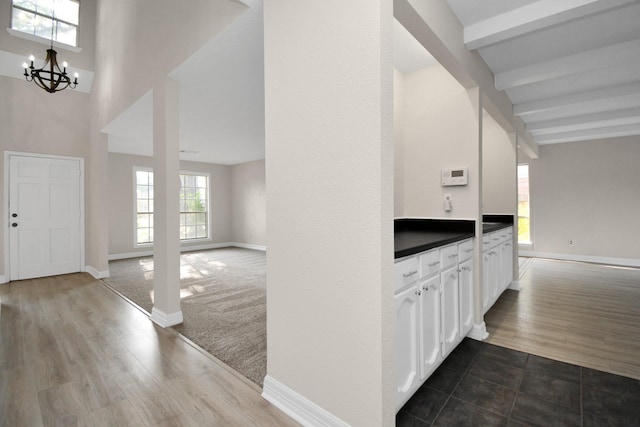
400, 64, 481, 219
526, 137, 640, 262
482, 112, 517, 215
264, 1, 394, 425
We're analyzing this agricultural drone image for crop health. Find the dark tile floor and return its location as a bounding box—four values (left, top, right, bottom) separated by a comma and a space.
396, 339, 640, 426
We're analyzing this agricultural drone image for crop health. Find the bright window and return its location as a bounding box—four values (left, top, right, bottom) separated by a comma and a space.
136, 170, 154, 245
517, 164, 531, 244
11, 0, 80, 47
179, 173, 209, 240
135, 169, 210, 245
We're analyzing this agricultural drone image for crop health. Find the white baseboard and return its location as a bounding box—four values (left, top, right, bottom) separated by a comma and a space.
519, 251, 640, 268
150, 307, 183, 328
85, 265, 110, 279
0, 275, 7, 284
508, 280, 521, 291
108, 242, 267, 261
229, 242, 267, 251
467, 322, 489, 341
262, 375, 349, 427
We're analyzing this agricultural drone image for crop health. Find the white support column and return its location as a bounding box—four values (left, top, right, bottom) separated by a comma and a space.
150, 77, 183, 327
263, 1, 394, 425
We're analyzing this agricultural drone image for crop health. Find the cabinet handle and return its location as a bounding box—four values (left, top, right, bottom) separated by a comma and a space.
428, 261, 440, 267
422, 285, 429, 292
415, 289, 422, 296
448, 254, 458, 259
403, 270, 418, 278
464, 248, 473, 253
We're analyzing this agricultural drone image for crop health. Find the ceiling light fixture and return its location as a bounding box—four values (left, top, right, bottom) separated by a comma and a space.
22, 3, 78, 93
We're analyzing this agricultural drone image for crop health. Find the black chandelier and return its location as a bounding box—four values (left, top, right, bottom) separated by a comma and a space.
23, 50, 78, 93
22, 7, 78, 94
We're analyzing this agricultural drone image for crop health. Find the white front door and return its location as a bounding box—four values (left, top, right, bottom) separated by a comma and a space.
9, 155, 82, 280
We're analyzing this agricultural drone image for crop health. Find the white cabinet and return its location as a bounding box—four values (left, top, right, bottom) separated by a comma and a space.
418, 274, 441, 380
395, 238, 474, 410
458, 258, 474, 337
482, 226, 514, 314
395, 285, 420, 407
441, 265, 459, 356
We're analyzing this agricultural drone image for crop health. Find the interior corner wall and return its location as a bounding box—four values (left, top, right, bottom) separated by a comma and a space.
0, 76, 90, 278
482, 112, 516, 215
230, 159, 266, 246
400, 64, 481, 219
107, 153, 232, 257
528, 136, 640, 263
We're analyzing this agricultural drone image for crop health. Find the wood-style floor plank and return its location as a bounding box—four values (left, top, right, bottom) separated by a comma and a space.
485, 258, 640, 380
0, 273, 299, 427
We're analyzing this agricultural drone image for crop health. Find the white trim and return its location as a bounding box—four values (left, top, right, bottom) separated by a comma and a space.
519, 251, 640, 268
262, 375, 349, 427
0, 275, 7, 284
150, 307, 183, 328
108, 242, 266, 261
86, 265, 109, 279
6, 28, 83, 53
3, 151, 85, 282
467, 322, 489, 341
229, 242, 267, 251
508, 280, 522, 291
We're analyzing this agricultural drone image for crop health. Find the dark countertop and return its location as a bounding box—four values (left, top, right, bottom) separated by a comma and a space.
395, 219, 474, 259
482, 222, 513, 233
482, 214, 514, 234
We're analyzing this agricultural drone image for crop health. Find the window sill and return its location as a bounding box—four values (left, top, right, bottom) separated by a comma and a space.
6, 28, 82, 53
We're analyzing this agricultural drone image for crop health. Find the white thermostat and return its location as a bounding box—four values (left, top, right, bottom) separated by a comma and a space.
441, 168, 468, 186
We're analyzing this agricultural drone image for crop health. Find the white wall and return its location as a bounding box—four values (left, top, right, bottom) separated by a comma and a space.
263, 1, 394, 425
482, 111, 517, 215
398, 64, 481, 219
231, 159, 266, 246
107, 153, 233, 257
522, 136, 640, 265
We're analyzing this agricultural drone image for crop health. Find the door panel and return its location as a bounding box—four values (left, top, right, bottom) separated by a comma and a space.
9, 155, 82, 280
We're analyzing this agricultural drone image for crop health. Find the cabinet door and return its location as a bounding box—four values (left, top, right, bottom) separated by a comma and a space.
482, 250, 492, 314
419, 275, 441, 380
395, 286, 420, 407
500, 241, 513, 291
458, 259, 474, 337
441, 265, 460, 356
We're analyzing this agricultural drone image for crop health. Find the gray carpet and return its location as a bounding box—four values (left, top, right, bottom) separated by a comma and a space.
102, 247, 267, 386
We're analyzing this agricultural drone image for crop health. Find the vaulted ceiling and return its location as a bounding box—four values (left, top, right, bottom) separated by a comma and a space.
446, 0, 640, 145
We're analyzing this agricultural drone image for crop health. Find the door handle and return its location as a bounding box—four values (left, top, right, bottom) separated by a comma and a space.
12, 213, 17, 218
12, 223, 18, 227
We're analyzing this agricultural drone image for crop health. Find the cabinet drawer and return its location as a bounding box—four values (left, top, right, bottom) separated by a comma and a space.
419, 249, 441, 278
458, 239, 474, 262
395, 257, 419, 292
440, 244, 459, 269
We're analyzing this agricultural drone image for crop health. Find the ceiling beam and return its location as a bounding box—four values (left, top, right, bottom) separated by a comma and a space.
526, 107, 640, 135
464, 0, 637, 50
514, 82, 640, 116
534, 123, 640, 144
495, 38, 640, 91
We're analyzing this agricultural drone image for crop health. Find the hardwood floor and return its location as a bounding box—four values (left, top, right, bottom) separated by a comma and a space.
0, 273, 299, 427
485, 257, 640, 380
